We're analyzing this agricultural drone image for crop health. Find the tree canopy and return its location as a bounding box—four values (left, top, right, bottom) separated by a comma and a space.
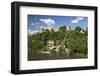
28, 25, 87, 60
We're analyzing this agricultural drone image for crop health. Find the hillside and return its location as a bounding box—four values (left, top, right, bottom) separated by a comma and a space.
28, 26, 88, 60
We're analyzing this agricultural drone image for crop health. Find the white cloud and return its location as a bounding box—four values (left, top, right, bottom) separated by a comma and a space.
40, 26, 45, 29
71, 19, 78, 23
40, 18, 55, 26
28, 29, 38, 35
77, 17, 84, 20
71, 17, 84, 23
30, 22, 34, 25
40, 26, 50, 30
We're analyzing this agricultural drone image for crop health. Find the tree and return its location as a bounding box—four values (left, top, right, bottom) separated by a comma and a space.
50, 28, 55, 40
59, 26, 66, 32
85, 27, 88, 35
41, 29, 50, 45
67, 30, 87, 55
75, 26, 82, 32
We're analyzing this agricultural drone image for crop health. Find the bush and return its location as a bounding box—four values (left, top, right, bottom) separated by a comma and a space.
58, 46, 65, 54
67, 31, 87, 55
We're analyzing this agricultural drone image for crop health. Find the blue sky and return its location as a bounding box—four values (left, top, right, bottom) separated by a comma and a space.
28, 15, 88, 35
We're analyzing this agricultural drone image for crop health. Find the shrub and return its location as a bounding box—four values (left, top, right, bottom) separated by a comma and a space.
58, 46, 65, 54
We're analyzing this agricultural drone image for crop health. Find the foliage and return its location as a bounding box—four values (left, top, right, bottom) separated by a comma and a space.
58, 46, 66, 54
59, 26, 67, 32
75, 26, 82, 32
66, 31, 87, 55
28, 25, 88, 60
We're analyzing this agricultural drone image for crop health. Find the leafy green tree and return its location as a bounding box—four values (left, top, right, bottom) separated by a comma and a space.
59, 26, 66, 32
84, 27, 88, 35
67, 30, 87, 55
50, 28, 55, 40
75, 26, 82, 32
